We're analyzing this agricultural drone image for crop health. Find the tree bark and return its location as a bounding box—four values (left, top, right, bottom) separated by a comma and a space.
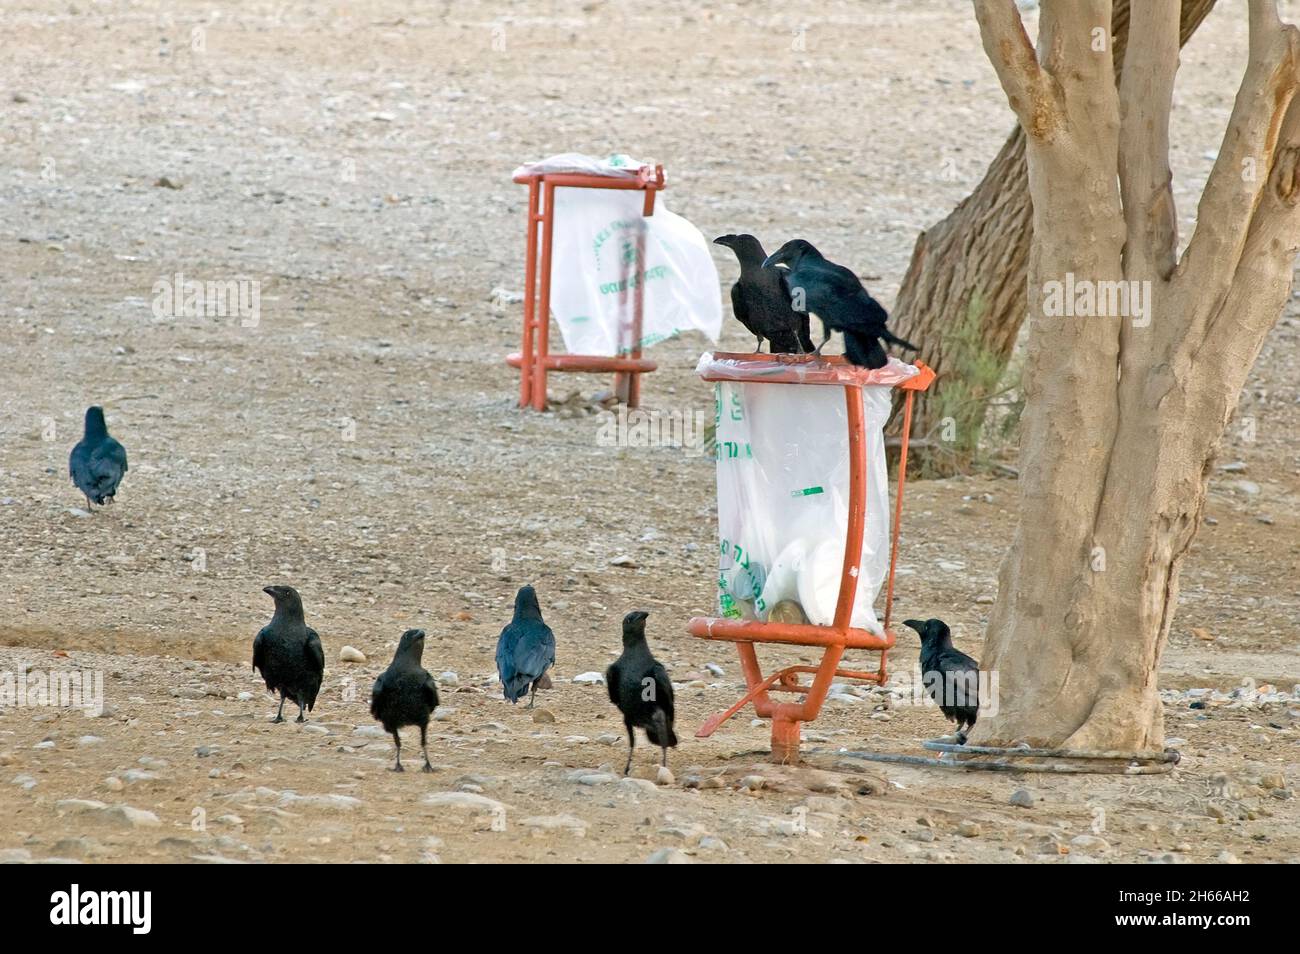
971, 0, 1300, 750
891, 0, 1217, 473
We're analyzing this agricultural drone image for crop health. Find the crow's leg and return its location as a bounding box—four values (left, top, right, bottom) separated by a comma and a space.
272, 693, 286, 723
419, 724, 433, 773
527, 682, 537, 709
623, 724, 636, 776
661, 744, 668, 768
390, 731, 404, 772
754, 335, 764, 353
84, 493, 95, 510
295, 700, 306, 723
813, 333, 832, 355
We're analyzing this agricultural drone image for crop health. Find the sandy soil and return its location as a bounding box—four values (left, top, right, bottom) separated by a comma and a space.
0, 0, 1296, 863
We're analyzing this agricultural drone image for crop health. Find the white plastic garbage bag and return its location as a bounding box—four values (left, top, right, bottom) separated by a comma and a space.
710, 359, 916, 634
513, 153, 723, 357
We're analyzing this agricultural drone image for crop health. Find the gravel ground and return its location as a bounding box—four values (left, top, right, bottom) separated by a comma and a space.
0, 0, 1295, 863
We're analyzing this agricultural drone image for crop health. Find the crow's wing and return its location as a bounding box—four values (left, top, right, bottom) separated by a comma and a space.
850, 289, 890, 332
605, 660, 622, 707
730, 282, 757, 336
69, 443, 96, 496
649, 661, 675, 721
776, 269, 805, 313
513, 622, 555, 680
495, 624, 518, 681
88, 439, 127, 495
252, 626, 270, 674
370, 670, 388, 718
817, 258, 870, 297
104, 436, 128, 472
304, 628, 325, 675
422, 671, 439, 711
939, 646, 979, 672
937, 648, 980, 709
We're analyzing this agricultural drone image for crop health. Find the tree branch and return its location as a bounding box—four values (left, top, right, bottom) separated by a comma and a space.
1118, 0, 1180, 281
1040, 0, 1115, 86
973, 0, 1061, 140
1197, 94, 1300, 380
1178, 0, 1300, 297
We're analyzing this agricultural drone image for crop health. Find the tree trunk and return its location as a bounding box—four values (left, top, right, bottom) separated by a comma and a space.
891, 0, 1217, 474
971, 0, 1300, 750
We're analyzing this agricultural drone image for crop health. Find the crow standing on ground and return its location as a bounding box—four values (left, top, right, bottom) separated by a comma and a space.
495, 585, 556, 708
713, 234, 814, 354
69, 406, 128, 509
903, 618, 979, 743
605, 610, 677, 775
252, 585, 325, 723
371, 628, 439, 772
762, 239, 918, 369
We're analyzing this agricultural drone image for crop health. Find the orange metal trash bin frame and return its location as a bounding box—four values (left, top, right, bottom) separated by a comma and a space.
688, 353, 936, 763
506, 165, 667, 411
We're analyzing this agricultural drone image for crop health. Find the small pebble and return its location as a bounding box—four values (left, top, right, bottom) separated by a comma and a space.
1009, 788, 1034, 808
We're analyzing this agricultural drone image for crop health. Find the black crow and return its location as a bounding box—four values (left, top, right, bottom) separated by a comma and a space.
69, 406, 128, 509
605, 610, 677, 775
713, 234, 814, 354
370, 628, 440, 772
252, 585, 325, 723
903, 618, 979, 743
761, 239, 918, 369
495, 585, 556, 708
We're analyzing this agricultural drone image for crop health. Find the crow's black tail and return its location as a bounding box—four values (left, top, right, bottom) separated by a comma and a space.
881, 328, 919, 352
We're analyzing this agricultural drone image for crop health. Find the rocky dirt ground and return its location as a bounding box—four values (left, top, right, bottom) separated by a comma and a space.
0, 0, 1296, 863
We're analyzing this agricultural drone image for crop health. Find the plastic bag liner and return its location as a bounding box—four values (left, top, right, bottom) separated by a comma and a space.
512, 152, 648, 179
704, 354, 920, 635
513, 154, 723, 358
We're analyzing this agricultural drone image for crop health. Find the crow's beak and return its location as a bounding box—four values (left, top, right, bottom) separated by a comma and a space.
761, 251, 784, 268
902, 619, 923, 633
632, 611, 649, 622
712, 235, 732, 247
263, 586, 277, 598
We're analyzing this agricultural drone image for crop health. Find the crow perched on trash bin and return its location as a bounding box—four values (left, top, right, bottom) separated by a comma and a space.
495, 585, 556, 708
605, 610, 677, 775
762, 239, 917, 369
713, 233, 814, 354
252, 585, 325, 723
69, 406, 128, 509
370, 628, 440, 772
903, 618, 979, 743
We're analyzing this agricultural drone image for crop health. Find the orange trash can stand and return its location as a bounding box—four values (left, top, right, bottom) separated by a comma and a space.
507, 164, 666, 411
688, 351, 935, 763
